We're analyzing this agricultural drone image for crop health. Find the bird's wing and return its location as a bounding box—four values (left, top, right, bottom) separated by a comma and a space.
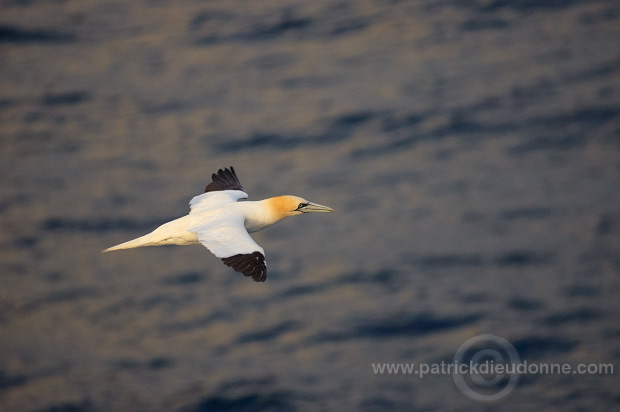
190, 215, 267, 282
204, 166, 245, 193
189, 167, 248, 214
189, 190, 247, 214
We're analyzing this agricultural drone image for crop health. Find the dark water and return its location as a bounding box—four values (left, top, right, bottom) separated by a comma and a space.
1, 1, 619, 410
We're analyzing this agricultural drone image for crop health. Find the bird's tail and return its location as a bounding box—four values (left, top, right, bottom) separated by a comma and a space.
102, 217, 192, 253
102, 236, 151, 253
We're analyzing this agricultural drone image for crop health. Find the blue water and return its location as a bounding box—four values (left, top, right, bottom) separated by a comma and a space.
1, 1, 619, 410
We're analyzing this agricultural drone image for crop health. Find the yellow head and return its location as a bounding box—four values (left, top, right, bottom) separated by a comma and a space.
268, 195, 334, 219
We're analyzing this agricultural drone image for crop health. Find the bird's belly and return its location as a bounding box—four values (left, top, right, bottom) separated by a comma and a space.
168, 232, 200, 245
152, 231, 200, 246
149, 216, 202, 246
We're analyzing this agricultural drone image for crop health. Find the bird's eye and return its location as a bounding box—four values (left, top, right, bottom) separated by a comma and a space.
298, 203, 305, 209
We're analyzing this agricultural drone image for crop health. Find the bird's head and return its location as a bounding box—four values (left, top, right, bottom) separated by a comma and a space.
269, 195, 334, 218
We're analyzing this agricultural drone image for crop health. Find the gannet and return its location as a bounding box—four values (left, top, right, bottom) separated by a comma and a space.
103, 167, 334, 282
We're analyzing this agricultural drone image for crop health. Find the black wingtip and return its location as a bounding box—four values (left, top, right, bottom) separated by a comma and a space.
204, 166, 245, 193
222, 251, 267, 282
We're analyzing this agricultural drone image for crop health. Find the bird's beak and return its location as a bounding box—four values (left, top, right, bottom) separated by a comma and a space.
301, 202, 334, 213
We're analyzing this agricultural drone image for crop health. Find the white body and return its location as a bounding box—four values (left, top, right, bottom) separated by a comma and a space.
104, 191, 278, 256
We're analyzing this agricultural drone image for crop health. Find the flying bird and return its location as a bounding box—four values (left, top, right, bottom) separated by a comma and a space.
103, 167, 334, 281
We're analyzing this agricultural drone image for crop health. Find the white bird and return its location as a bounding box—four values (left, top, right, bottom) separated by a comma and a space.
103, 167, 334, 281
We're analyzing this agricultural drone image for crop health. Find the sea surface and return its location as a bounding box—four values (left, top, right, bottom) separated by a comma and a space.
1, 0, 619, 410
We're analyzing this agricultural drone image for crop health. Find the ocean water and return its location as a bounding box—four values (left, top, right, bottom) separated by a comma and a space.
1, 0, 619, 410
